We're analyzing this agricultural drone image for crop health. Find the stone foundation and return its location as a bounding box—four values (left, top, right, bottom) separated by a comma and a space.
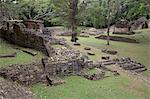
95, 35, 139, 43
0, 56, 94, 85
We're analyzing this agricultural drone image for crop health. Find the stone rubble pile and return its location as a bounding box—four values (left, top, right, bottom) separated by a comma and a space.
0, 78, 35, 99
79, 70, 105, 81
101, 49, 118, 55
0, 62, 45, 86
49, 47, 81, 62
0, 47, 95, 85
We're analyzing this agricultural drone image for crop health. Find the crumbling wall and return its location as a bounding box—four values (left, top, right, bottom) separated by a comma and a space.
0, 78, 35, 99
0, 27, 48, 55
44, 57, 93, 75
0, 57, 94, 85
0, 21, 66, 56
130, 17, 149, 30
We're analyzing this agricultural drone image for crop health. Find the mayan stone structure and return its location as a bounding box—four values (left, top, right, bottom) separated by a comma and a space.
0, 20, 63, 56
0, 78, 35, 99
0, 19, 96, 86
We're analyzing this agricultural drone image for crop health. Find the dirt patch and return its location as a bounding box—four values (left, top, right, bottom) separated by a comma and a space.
128, 79, 146, 97
95, 35, 139, 43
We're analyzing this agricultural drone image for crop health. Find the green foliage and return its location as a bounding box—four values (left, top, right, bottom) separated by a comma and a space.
1, 0, 149, 26
0, 0, 23, 19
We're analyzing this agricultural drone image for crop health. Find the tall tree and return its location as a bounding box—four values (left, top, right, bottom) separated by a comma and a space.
53, 0, 88, 42
106, 0, 111, 45
104, 0, 120, 45
69, 0, 79, 42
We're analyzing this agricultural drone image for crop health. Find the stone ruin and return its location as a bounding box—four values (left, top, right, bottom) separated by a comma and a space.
78, 68, 106, 81
101, 49, 118, 55
129, 17, 149, 30
0, 19, 147, 96
0, 19, 99, 87
113, 17, 150, 35
78, 61, 121, 81
95, 35, 139, 43
0, 78, 35, 99
99, 57, 147, 73
0, 20, 65, 56
116, 57, 147, 73
0, 47, 94, 86
113, 20, 135, 35
0, 62, 45, 86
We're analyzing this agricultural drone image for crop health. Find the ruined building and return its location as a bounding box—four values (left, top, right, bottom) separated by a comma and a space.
0, 20, 62, 56
0, 19, 95, 85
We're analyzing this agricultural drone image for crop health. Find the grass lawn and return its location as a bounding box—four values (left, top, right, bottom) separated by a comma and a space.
0, 39, 44, 67
31, 75, 150, 99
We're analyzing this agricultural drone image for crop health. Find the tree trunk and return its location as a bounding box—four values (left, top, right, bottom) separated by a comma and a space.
71, 25, 77, 42
107, 23, 110, 45
107, 2, 111, 45
70, 0, 78, 42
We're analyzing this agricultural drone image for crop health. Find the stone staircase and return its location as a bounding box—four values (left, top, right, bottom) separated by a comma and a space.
117, 57, 147, 73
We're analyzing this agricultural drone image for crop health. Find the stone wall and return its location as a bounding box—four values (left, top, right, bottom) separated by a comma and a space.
0, 26, 49, 55
44, 57, 93, 76
130, 17, 149, 30
95, 35, 139, 43
0, 78, 35, 99
0, 21, 64, 56
0, 62, 44, 85
0, 56, 94, 85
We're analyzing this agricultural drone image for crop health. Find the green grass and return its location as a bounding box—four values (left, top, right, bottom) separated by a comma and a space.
87, 68, 98, 75
0, 39, 44, 67
31, 76, 150, 99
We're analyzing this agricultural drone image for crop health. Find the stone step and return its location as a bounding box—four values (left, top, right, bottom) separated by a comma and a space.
133, 68, 147, 73
127, 65, 145, 70
102, 62, 116, 66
